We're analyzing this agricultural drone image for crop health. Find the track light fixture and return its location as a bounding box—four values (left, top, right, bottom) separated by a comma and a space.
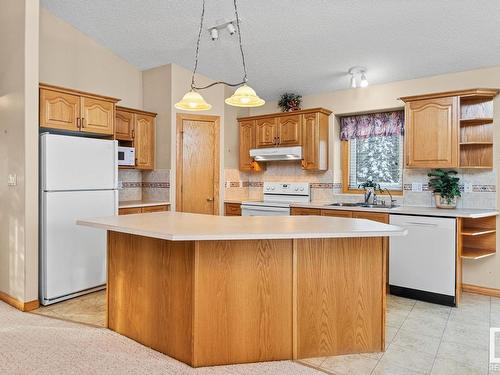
208, 18, 239, 40
175, 0, 264, 111
348, 66, 369, 89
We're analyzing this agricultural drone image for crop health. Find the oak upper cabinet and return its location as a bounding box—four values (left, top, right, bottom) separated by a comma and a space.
238, 108, 332, 171
239, 120, 256, 170
40, 84, 119, 136
402, 95, 459, 168
277, 114, 301, 146
115, 109, 135, 141
256, 118, 278, 147
40, 88, 81, 131
135, 113, 155, 170
81, 97, 115, 135
301, 111, 329, 171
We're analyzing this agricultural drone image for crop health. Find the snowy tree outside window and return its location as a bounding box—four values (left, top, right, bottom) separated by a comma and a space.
340, 110, 404, 191
348, 135, 403, 190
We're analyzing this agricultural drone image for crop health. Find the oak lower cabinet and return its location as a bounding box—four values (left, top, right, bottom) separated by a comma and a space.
290, 207, 321, 216
321, 209, 353, 218
115, 106, 157, 170
352, 211, 389, 223
238, 108, 332, 172
119, 205, 169, 215
224, 202, 241, 216
40, 83, 119, 135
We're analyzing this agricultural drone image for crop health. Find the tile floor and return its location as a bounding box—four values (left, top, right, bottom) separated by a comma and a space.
299, 293, 500, 374
31, 291, 500, 374
32, 290, 106, 327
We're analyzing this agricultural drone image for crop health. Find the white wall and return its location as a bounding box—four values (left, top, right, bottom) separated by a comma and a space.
39, 8, 142, 108
248, 66, 500, 290
0, 0, 39, 303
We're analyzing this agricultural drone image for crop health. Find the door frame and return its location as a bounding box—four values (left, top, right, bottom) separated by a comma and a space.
176, 113, 220, 215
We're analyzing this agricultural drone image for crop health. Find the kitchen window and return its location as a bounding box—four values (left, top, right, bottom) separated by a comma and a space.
340, 110, 404, 194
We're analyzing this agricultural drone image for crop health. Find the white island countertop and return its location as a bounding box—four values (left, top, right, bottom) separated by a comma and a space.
292, 202, 498, 219
77, 211, 407, 241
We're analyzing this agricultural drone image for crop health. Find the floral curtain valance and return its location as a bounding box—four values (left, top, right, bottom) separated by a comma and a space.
340, 110, 404, 141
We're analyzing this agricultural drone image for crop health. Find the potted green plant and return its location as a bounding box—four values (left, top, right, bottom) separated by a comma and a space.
427, 169, 461, 209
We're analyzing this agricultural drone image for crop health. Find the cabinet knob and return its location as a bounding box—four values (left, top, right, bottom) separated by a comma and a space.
206, 197, 214, 202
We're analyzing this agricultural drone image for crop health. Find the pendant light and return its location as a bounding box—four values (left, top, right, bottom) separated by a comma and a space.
175, 0, 265, 111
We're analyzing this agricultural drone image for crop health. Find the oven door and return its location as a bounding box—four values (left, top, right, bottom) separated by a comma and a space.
241, 204, 290, 216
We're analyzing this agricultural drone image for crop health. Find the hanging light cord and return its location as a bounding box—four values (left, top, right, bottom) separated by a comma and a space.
191, 0, 248, 91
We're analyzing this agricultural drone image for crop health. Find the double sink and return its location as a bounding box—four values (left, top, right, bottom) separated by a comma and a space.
328, 202, 398, 209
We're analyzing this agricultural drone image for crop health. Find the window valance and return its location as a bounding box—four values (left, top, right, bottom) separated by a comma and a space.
340, 110, 404, 141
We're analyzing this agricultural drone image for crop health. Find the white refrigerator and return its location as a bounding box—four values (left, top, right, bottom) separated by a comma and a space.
40, 133, 118, 305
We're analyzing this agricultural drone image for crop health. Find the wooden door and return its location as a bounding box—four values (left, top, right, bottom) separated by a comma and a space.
239, 120, 256, 170
405, 96, 459, 168
40, 88, 80, 131
81, 97, 115, 135
277, 114, 301, 146
115, 109, 134, 140
255, 118, 278, 148
177, 114, 220, 215
135, 114, 155, 170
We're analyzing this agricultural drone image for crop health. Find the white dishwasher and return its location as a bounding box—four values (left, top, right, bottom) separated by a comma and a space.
389, 215, 456, 306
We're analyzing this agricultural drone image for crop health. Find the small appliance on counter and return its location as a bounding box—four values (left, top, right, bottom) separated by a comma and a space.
40, 134, 118, 305
118, 146, 135, 166
241, 182, 310, 216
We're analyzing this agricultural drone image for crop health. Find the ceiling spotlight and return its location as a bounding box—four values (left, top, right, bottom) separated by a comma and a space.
350, 74, 357, 89
348, 66, 368, 88
360, 72, 369, 88
226, 22, 236, 35
210, 27, 219, 41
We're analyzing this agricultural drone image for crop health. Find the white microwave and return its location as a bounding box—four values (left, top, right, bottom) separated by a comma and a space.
118, 146, 135, 166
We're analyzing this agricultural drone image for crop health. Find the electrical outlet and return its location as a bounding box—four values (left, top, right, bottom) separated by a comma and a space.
225, 181, 230, 188
239, 180, 243, 188
411, 183, 423, 192
118, 181, 124, 190
464, 183, 473, 193
7, 174, 17, 186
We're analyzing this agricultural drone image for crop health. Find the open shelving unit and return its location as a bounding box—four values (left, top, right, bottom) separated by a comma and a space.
459, 216, 496, 260
459, 91, 497, 168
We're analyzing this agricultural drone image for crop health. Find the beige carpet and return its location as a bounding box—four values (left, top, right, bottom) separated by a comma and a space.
0, 301, 322, 375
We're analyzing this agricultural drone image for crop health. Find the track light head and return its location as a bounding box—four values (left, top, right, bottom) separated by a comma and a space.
226, 22, 236, 35
210, 28, 219, 41
360, 72, 369, 88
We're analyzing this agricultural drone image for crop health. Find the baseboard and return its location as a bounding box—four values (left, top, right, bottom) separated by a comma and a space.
0, 291, 39, 312
462, 283, 500, 298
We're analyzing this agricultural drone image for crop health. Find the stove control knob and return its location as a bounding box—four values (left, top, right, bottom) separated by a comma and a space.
295, 188, 299, 191
266, 187, 270, 191
271, 187, 275, 190
300, 187, 304, 191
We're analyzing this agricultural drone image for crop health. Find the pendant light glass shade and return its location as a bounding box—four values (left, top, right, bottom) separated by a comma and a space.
225, 84, 265, 107
174, 90, 212, 111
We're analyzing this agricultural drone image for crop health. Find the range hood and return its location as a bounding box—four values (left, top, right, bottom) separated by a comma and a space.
250, 146, 302, 161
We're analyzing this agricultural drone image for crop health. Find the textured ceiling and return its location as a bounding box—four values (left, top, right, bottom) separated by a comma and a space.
41, 0, 500, 100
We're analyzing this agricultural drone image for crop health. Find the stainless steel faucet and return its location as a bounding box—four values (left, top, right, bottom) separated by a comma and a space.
384, 188, 397, 207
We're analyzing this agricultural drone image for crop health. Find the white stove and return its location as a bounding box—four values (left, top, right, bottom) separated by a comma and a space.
241, 182, 311, 216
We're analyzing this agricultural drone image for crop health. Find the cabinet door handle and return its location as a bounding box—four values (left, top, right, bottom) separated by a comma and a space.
76, 117, 81, 129
81, 118, 85, 128
404, 222, 438, 227
131, 128, 135, 139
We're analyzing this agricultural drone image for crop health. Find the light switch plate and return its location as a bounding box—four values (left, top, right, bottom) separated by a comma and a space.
7, 174, 17, 186
411, 183, 423, 192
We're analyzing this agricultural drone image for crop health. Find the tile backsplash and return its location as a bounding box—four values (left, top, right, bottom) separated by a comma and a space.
224, 164, 496, 209
118, 169, 170, 202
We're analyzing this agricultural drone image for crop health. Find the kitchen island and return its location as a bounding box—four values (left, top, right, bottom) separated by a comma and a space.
78, 212, 406, 367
